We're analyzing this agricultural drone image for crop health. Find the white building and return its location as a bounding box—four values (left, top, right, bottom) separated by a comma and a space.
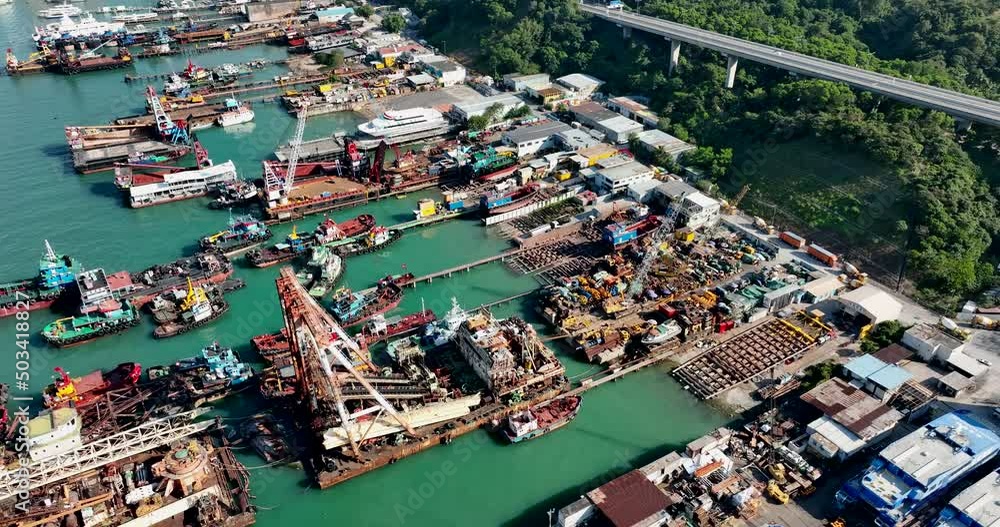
501, 121, 572, 158
634, 129, 695, 160
593, 161, 653, 194
902, 323, 966, 362
315, 6, 354, 23
627, 179, 662, 204
801, 378, 903, 461
681, 191, 721, 230
555, 128, 599, 151
420, 58, 466, 86
838, 285, 903, 325
607, 95, 659, 127
593, 115, 644, 144
555, 73, 604, 99
452, 93, 525, 122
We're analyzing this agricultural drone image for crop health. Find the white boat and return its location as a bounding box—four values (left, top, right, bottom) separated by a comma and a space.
33, 13, 126, 43
127, 160, 238, 208
357, 107, 447, 139
112, 12, 158, 23
421, 297, 467, 347
38, 4, 83, 18
641, 320, 682, 345
217, 98, 254, 127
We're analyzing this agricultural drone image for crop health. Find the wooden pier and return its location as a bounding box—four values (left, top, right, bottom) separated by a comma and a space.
404, 246, 535, 286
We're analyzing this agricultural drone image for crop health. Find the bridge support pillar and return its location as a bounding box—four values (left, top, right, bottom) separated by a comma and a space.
956, 119, 972, 132
725, 56, 739, 89
622, 26, 632, 39
668, 40, 681, 76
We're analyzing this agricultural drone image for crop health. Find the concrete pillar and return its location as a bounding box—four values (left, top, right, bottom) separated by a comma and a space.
668, 40, 681, 76
622, 26, 632, 39
956, 119, 972, 132
725, 56, 739, 89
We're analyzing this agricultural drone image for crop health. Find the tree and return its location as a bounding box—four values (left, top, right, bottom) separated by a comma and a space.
381, 13, 406, 33
503, 104, 531, 120
860, 320, 908, 353
801, 361, 838, 390
354, 4, 374, 18
467, 115, 491, 131
315, 50, 344, 68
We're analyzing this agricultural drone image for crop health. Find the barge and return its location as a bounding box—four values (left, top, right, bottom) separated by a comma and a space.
246, 214, 375, 268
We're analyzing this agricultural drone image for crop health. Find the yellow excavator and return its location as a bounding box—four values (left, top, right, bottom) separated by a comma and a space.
767, 480, 789, 504
180, 278, 209, 312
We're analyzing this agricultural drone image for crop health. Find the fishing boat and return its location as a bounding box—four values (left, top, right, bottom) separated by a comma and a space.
329, 280, 403, 327
216, 98, 255, 127
209, 178, 259, 209
170, 342, 253, 405
503, 396, 581, 443
421, 297, 467, 347
152, 279, 229, 339
38, 4, 83, 19
0, 240, 79, 318
335, 226, 402, 257
41, 299, 140, 348
641, 320, 682, 346
42, 362, 141, 409
200, 214, 272, 255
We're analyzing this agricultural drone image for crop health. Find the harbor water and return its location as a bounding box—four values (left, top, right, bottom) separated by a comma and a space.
0, 1, 725, 524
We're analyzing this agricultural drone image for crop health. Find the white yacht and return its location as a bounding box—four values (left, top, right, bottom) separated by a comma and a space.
357, 107, 447, 139
38, 4, 83, 18
112, 12, 159, 23
33, 13, 126, 43
217, 98, 255, 127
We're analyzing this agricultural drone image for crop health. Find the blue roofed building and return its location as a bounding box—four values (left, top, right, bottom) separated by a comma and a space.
838, 412, 1000, 527
933, 470, 1000, 527
843, 354, 913, 402
316, 6, 354, 23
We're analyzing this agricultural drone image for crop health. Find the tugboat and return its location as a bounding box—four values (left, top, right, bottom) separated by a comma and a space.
329, 280, 403, 327
247, 214, 376, 267
300, 246, 343, 298
503, 396, 582, 443
422, 297, 467, 347
200, 214, 272, 255
360, 309, 436, 345
169, 342, 253, 405
42, 363, 142, 409
335, 226, 402, 257
152, 279, 229, 339
41, 269, 141, 348
0, 240, 79, 318
209, 178, 258, 209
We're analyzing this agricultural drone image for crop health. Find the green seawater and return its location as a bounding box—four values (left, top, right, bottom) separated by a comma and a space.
0, 2, 725, 524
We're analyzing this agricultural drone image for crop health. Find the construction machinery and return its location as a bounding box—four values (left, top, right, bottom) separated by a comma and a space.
265, 104, 308, 204
767, 463, 787, 485
626, 222, 672, 299
724, 184, 750, 213
146, 85, 190, 144
840, 262, 868, 288
766, 480, 789, 504
972, 315, 999, 331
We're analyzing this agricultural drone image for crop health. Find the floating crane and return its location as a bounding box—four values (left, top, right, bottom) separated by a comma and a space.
275, 266, 415, 459
145, 85, 189, 144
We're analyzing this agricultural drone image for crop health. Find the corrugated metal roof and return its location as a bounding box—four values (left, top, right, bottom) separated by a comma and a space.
801, 378, 902, 439
844, 354, 888, 380
587, 470, 672, 527
867, 364, 912, 390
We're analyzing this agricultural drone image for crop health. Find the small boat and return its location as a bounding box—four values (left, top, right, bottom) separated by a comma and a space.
641, 320, 682, 345
217, 98, 255, 127
168, 342, 253, 406
335, 226, 402, 257
361, 309, 436, 345
246, 225, 311, 268
209, 178, 258, 209
241, 413, 290, 463
112, 12, 158, 22
422, 297, 467, 347
41, 299, 141, 348
200, 214, 272, 255
503, 396, 581, 443
152, 279, 229, 339
38, 4, 83, 18
304, 246, 343, 298
330, 281, 403, 327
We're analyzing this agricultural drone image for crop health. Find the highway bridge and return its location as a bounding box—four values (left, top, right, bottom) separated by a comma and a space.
580, 2, 1000, 128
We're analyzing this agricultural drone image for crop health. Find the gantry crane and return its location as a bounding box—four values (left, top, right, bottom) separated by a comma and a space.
275, 266, 415, 459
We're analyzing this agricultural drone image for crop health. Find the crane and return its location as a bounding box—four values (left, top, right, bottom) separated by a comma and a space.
275, 267, 415, 459
280, 104, 309, 204
79, 39, 117, 59
626, 220, 672, 299
145, 85, 189, 144
725, 184, 750, 213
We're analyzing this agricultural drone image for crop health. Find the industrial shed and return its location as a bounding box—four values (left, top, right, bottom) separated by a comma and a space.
838, 285, 902, 325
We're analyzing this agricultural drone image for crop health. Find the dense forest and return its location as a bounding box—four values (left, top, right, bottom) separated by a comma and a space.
397, 0, 999, 311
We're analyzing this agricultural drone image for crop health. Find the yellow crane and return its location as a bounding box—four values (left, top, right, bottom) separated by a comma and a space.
725, 184, 750, 213
180, 278, 208, 312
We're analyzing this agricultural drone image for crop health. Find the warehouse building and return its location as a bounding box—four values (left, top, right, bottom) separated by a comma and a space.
570, 101, 620, 127
420, 57, 466, 86
594, 115, 644, 144
838, 412, 1000, 527
452, 93, 525, 122
933, 470, 1000, 527
555, 128, 600, 151
838, 285, 903, 325
607, 95, 660, 127
503, 73, 550, 91
315, 6, 354, 23
626, 179, 661, 204
843, 354, 912, 402
555, 73, 604, 99
592, 161, 654, 194
801, 378, 903, 461
634, 129, 695, 160
902, 323, 966, 363
502, 121, 572, 158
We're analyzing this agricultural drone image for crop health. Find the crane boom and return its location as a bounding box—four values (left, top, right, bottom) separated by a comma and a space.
283, 105, 308, 197
626, 220, 672, 299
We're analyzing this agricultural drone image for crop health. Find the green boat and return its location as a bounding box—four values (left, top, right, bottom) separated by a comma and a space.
42, 300, 141, 348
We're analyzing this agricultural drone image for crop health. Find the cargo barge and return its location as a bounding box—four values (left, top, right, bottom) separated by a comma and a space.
359, 309, 436, 345
55, 48, 133, 74
0, 240, 79, 318
480, 183, 541, 215
125, 252, 234, 308
502, 395, 581, 443
73, 139, 190, 174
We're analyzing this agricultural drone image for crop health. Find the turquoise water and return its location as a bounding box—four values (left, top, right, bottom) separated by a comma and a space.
0, 2, 725, 524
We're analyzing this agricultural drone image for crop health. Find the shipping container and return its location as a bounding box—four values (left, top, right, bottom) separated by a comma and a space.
780, 231, 807, 249
658, 304, 677, 318
806, 244, 838, 267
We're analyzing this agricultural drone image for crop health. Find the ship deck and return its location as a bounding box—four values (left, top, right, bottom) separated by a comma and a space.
286, 177, 366, 201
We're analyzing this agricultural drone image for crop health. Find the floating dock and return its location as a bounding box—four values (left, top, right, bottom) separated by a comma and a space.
73, 140, 187, 174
